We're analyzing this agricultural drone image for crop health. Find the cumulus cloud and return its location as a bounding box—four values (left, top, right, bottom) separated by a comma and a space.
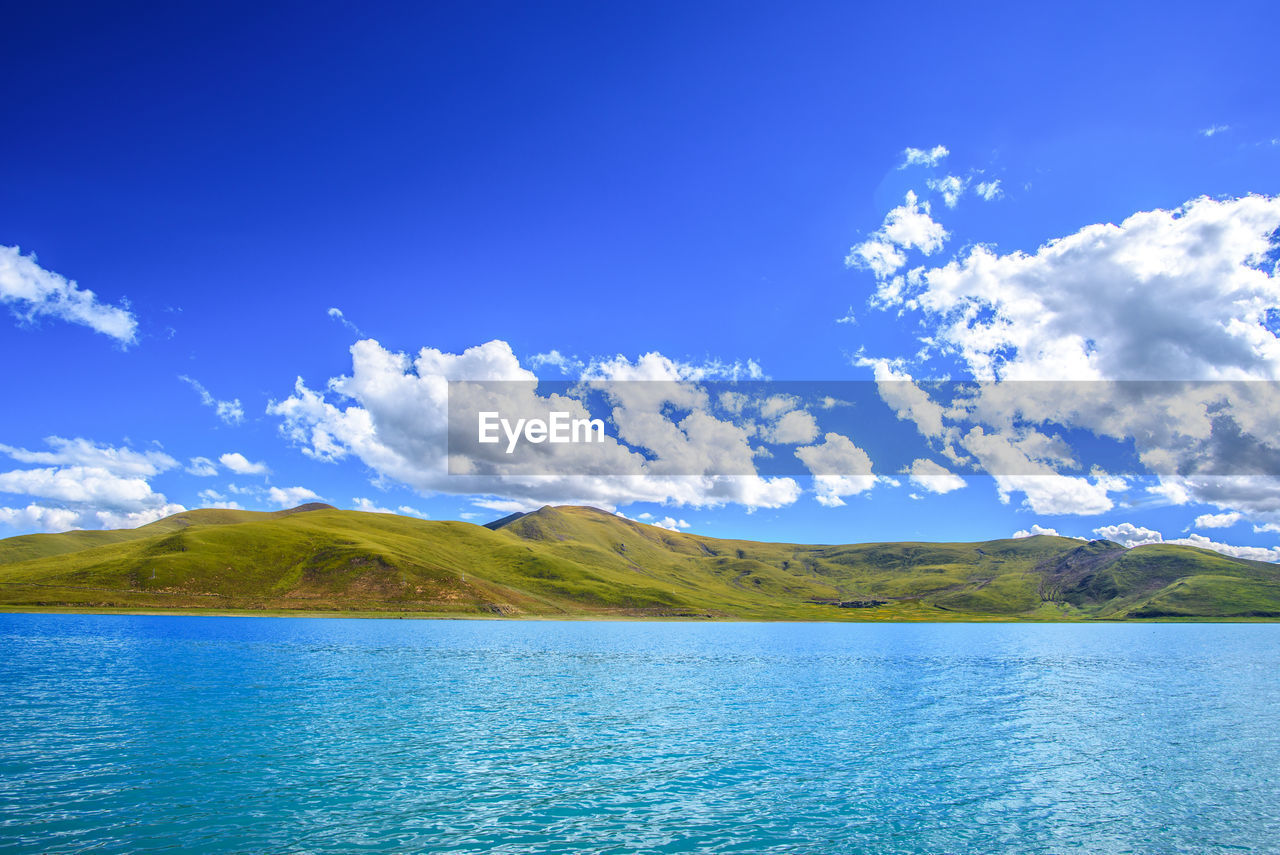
0, 246, 138, 344
845, 192, 948, 278
351, 497, 397, 514
856, 194, 1280, 524
857, 358, 948, 439
219, 452, 269, 476
762, 408, 820, 445
905, 458, 965, 494
900, 145, 949, 168
268, 339, 801, 512
0, 503, 84, 533
1170, 533, 1280, 563
1093, 522, 1163, 547
927, 175, 969, 208
795, 432, 878, 507
0, 437, 184, 533
267, 486, 322, 508
637, 513, 691, 532
882, 195, 1280, 382
960, 427, 1123, 515
1013, 524, 1067, 538
1094, 521, 1280, 562
180, 376, 244, 425
1193, 511, 1242, 529
0, 466, 160, 508
0, 502, 186, 532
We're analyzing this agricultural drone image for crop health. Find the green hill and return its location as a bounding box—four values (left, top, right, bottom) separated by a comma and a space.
1, 504, 1277, 620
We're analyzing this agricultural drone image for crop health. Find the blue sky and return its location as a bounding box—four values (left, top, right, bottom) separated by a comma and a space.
3, 1, 1280, 556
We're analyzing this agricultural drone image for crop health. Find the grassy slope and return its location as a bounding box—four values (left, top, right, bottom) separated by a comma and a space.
1, 505, 1278, 619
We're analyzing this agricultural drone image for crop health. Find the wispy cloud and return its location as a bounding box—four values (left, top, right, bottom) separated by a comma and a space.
327, 307, 365, 337
180, 376, 244, 425
900, 145, 949, 168
0, 246, 137, 344
974, 179, 1003, 201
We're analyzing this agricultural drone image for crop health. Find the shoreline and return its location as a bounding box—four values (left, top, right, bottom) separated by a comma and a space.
3, 605, 1277, 623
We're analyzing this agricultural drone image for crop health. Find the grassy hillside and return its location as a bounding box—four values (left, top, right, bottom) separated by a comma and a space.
1, 504, 1278, 620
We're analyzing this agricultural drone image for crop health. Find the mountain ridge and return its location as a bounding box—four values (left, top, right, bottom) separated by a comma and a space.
1, 504, 1277, 620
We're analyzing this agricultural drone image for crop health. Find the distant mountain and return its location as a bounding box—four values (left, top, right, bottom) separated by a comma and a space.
2, 504, 1278, 620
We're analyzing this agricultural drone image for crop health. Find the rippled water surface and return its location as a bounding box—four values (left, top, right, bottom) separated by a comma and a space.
2, 615, 1279, 853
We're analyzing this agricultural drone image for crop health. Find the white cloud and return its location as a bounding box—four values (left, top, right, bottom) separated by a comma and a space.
1090, 521, 1280, 561
267, 486, 322, 508
348, 496, 428, 518
1200, 125, 1230, 137
352, 497, 397, 514
0, 439, 186, 533
847, 239, 906, 280
0, 503, 83, 533
648, 516, 691, 532
327, 307, 365, 336
1168, 533, 1280, 563
927, 175, 969, 208
846, 192, 948, 279
758, 394, 798, 420
857, 194, 1280, 522
763, 409, 820, 445
1094, 522, 1163, 547
835, 307, 857, 325
186, 456, 218, 477
219, 452, 269, 476
473, 498, 542, 515
0, 246, 138, 344
268, 339, 800, 512
886, 194, 1280, 382
974, 180, 1003, 201
180, 376, 244, 425
856, 358, 948, 438
0, 466, 160, 509
197, 489, 243, 511
962, 427, 1120, 515
795, 433, 878, 507
0, 437, 176, 477
1150, 476, 1280, 521
1193, 511, 1242, 529
900, 145, 949, 168
529, 350, 584, 375
881, 192, 948, 254
1013, 524, 1064, 538
905, 458, 965, 494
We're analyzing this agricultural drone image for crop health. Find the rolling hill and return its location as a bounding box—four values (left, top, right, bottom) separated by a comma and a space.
1, 504, 1278, 620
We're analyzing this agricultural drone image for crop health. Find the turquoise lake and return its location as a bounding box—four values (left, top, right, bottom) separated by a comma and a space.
2, 615, 1278, 853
